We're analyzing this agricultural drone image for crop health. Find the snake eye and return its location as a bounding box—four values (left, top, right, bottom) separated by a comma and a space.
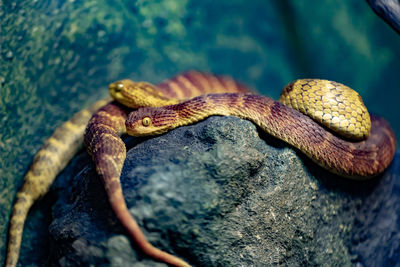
115, 82, 124, 92
142, 117, 151, 127
109, 82, 124, 93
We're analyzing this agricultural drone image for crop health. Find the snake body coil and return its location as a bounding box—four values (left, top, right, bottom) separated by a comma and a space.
126, 92, 396, 179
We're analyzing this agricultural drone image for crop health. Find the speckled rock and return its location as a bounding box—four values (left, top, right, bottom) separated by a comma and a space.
45, 116, 400, 266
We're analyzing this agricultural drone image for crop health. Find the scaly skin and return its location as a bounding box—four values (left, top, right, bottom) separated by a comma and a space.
84, 71, 251, 267
126, 92, 396, 179
280, 79, 371, 140
5, 97, 110, 267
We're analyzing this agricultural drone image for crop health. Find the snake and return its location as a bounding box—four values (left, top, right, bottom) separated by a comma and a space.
6, 72, 397, 267
125, 81, 396, 179
5, 71, 249, 267
5, 97, 110, 267
85, 76, 396, 266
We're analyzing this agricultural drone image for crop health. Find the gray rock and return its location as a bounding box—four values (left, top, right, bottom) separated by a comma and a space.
47, 116, 400, 266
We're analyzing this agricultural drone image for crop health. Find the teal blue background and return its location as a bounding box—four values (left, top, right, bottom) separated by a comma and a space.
1, 0, 399, 263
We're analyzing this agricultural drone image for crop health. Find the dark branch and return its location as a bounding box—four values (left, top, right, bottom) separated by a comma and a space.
366, 0, 400, 35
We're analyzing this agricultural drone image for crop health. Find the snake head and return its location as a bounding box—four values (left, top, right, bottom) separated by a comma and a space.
109, 79, 134, 106
109, 80, 176, 108
126, 107, 179, 136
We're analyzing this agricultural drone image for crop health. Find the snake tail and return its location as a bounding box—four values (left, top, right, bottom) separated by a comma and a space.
84, 102, 191, 267
5, 98, 109, 267
126, 93, 396, 178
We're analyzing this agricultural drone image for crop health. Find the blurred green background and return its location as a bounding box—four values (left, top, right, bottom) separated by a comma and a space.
1, 0, 399, 263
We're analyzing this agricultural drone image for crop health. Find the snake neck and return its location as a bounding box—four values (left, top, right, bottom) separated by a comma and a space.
172, 94, 271, 128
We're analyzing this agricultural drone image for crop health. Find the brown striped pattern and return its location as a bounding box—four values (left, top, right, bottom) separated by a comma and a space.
6, 97, 110, 267
157, 71, 249, 98
126, 93, 396, 179
84, 102, 129, 196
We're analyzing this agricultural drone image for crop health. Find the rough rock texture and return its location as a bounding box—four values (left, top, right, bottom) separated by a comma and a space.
44, 117, 400, 266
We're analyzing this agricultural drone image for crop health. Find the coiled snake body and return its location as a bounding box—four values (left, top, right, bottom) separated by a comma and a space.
127, 92, 396, 178
6, 72, 396, 267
